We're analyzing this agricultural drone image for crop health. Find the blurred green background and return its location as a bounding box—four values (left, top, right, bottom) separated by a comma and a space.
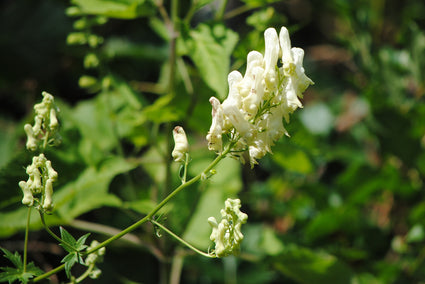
1, 0, 425, 283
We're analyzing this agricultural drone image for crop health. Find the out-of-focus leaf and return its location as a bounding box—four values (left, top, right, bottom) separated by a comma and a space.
55, 156, 137, 222
273, 245, 354, 284
149, 17, 170, 41
271, 142, 313, 174
304, 208, 360, 242
125, 199, 157, 215
300, 103, 335, 135
240, 0, 279, 8
71, 0, 155, 19
103, 37, 168, 61
406, 224, 425, 243
188, 24, 238, 99
141, 94, 183, 123
0, 121, 19, 169
246, 7, 287, 32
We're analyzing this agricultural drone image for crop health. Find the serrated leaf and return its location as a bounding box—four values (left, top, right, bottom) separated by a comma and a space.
59, 227, 77, 252
61, 253, 78, 278
0, 249, 43, 283
75, 233, 91, 251
188, 24, 238, 99
1, 248, 22, 270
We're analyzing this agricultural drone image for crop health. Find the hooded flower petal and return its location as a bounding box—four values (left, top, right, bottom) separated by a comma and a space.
206, 26, 313, 167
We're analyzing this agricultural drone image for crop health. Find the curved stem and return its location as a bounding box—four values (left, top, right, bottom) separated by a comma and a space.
23, 207, 31, 273
33, 145, 231, 282
150, 219, 215, 258
86, 145, 230, 255
39, 211, 63, 244
74, 263, 96, 283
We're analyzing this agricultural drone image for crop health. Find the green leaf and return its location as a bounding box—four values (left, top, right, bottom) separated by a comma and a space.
271, 141, 313, 174
188, 24, 238, 99
71, 0, 155, 19
0, 248, 43, 283
75, 233, 91, 251
125, 199, 157, 215
1, 248, 23, 270
299, 103, 335, 136
141, 94, 183, 123
61, 252, 78, 278
60, 227, 77, 253
273, 245, 354, 284
55, 156, 136, 222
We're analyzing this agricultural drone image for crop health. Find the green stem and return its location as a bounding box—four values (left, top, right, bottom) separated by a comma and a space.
39, 211, 63, 244
23, 207, 31, 273
215, 0, 228, 21
33, 263, 66, 282
33, 145, 231, 282
86, 145, 230, 255
182, 153, 189, 183
74, 263, 96, 283
150, 219, 215, 258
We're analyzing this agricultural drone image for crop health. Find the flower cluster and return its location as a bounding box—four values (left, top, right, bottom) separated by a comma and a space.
206, 26, 313, 166
18, 154, 58, 211
208, 198, 248, 257
85, 241, 106, 279
24, 91, 60, 151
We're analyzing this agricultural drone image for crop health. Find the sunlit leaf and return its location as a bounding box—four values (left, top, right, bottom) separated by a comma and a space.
188, 24, 238, 99
71, 0, 155, 19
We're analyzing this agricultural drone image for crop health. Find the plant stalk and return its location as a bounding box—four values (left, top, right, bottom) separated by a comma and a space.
33, 145, 231, 282
23, 207, 31, 273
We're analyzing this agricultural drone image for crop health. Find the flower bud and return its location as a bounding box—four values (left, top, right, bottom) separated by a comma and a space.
172, 126, 189, 162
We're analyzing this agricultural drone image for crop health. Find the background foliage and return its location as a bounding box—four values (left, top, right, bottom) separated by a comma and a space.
1, 0, 425, 283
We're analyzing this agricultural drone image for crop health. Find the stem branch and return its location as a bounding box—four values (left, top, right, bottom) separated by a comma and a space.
33, 145, 231, 282
150, 219, 215, 258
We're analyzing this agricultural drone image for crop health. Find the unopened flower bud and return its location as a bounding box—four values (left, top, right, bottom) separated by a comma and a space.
19, 181, 33, 206
172, 126, 189, 162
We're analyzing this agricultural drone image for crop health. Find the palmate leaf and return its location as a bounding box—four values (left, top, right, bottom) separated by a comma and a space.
0, 248, 43, 283
187, 23, 238, 99
61, 253, 78, 279
59, 226, 77, 253
58, 227, 90, 278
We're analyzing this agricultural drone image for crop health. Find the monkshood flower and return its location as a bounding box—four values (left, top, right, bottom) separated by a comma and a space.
172, 126, 189, 162
18, 153, 58, 211
206, 26, 314, 166
208, 198, 248, 257
24, 91, 60, 151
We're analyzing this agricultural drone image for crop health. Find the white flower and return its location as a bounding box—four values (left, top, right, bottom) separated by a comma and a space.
24, 91, 60, 151
206, 26, 313, 166
263, 28, 280, 92
208, 198, 248, 257
172, 126, 189, 162
206, 97, 224, 152
18, 153, 58, 211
